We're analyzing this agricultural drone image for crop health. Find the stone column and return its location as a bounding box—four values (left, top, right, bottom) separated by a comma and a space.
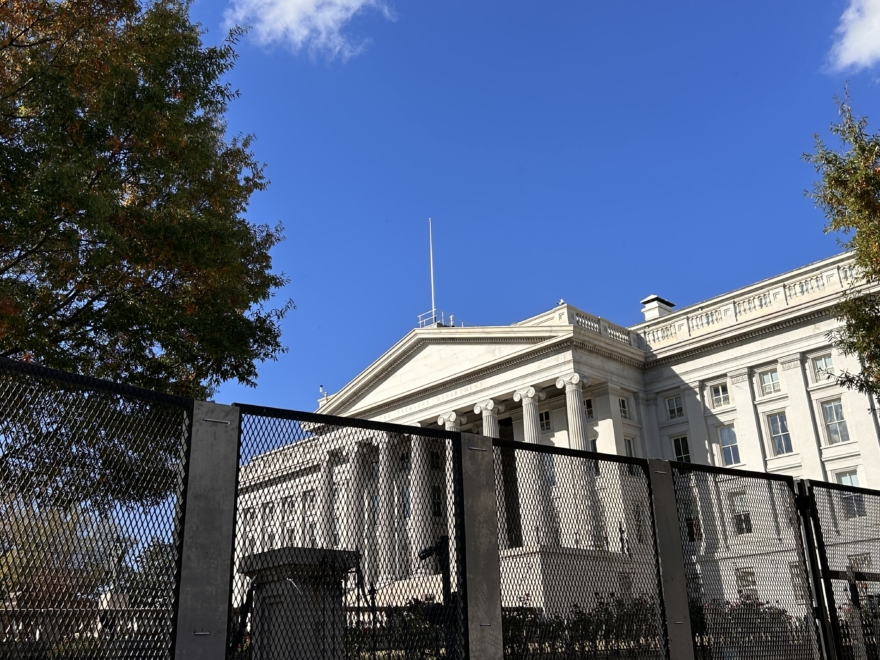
409, 433, 434, 576
317, 453, 335, 548
474, 400, 505, 439
556, 374, 590, 451
377, 435, 395, 584
513, 387, 557, 546
556, 374, 604, 548
438, 412, 466, 582
475, 400, 507, 548
344, 445, 367, 551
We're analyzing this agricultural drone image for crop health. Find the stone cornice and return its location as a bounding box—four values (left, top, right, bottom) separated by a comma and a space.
643, 309, 832, 369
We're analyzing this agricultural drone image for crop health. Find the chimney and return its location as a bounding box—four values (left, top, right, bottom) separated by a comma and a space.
640, 295, 675, 321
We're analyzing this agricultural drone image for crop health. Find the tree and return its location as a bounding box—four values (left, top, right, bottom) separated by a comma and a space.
806, 95, 880, 398
0, 0, 292, 399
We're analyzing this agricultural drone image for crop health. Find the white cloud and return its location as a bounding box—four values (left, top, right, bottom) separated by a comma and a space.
224, 0, 394, 60
830, 0, 880, 71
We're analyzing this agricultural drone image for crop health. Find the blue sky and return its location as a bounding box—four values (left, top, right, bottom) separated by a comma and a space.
190, 0, 880, 412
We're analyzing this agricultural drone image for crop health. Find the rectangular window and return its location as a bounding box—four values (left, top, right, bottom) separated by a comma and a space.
768, 413, 793, 455
617, 572, 634, 598
263, 501, 275, 523
823, 399, 851, 445
730, 492, 753, 535
584, 398, 594, 420
686, 517, 703, 543
760, 369, 781, 395
431, 485, 443, 518
789, 562, 808, 604
719, 425, 740, 466
282, 497, 296, 520
672, 436, 691, 463
430, 450, 441, 470
402, 483, 411, 520
813, 355, 835, 381
539, 410, 552, 433
735, 567, 759, 599
666, 395, 684, 419
624, 437, 634, 457
619, 398, 629, 419
711, 384, 730, 408
837, 470, 866, 519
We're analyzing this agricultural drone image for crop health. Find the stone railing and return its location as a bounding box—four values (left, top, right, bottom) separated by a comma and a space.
575, 311, 600, 333
574, 311, 633, 346
635, 256, 859, 352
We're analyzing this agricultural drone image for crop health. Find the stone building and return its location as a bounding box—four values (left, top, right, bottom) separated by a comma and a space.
236, 252, 880, 615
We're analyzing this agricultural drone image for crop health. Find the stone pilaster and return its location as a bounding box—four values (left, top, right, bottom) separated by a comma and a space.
729, 368, 767, 471
778, 355, 824, 479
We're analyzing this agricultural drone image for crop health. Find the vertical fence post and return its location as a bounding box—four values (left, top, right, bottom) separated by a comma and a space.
646, 459, 695, 660
797, 479, 839, 660
458, 432, 504, 660
174, 402, 241, 660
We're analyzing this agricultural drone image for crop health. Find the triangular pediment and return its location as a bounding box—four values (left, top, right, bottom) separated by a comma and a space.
321, 326, 568, 417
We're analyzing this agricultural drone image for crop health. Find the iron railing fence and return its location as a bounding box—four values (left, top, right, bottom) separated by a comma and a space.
669, 461, 822, 660
804, 479, 880, 660
0, 356, 193, 660
492, 439, 668, 660
229, 405, 467, 660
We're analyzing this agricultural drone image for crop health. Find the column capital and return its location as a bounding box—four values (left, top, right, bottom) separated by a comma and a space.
556, 373, 590, 391
778, 354, 803, 371
729, 368, 749, 384
438, 411, 467, 427
474, 400, 505, 415
513, 386, 546, 404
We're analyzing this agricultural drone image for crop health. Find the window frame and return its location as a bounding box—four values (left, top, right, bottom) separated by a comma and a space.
584, 398, 594, 420
735, 567, 758, 600
766, 411, 793, 456
718, 425, 740, 466
836, 469, 866, 520
672, 435, 691, 463
812, 354, 835, 383
539, 410, 553, 433
729, 491, 753, 536
759, 369, 782, 396
710, 382, 731, 408
665, 395, 684, 420
618, 397, 629, 420
821, 398, 851, 446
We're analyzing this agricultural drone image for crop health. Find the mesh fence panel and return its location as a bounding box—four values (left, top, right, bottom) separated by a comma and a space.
493, 441, 667, 659
229, 406, 466, 660
811, 483, 880, 660
670, 465, 820, 660
0, 358, 191, 660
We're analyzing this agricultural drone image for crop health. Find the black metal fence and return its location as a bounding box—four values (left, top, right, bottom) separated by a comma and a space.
1, 357, 879, 660
228, 405, 466, 660
493, 440, 667, 660
0, 357, 192, 659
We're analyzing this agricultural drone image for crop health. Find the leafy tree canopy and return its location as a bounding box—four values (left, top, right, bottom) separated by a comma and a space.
806, 95, 880, 398
0, 0, 291, 399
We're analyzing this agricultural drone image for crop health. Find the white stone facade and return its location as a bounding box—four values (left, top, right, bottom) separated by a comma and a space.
319, 252, 879, 489
236, 252, 880, 614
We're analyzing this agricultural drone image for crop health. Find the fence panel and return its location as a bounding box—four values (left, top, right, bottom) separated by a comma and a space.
670, 463, 821, 660
809, 481, 880, 660
0, 357, 192, 660
492, 439, 668, 660
228, 405, 467, 660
